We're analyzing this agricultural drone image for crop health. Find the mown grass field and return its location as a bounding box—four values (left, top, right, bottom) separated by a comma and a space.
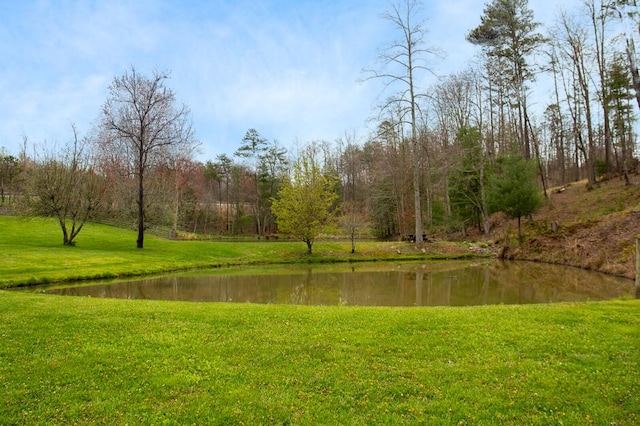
1, 292, 639, 424
1, 215, 639, 424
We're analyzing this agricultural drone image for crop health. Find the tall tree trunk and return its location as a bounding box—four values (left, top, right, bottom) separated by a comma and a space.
590, 0, 612, 170
137, 157, 145, 249
412, 137, 423, 247
576, 54, 597, 185
627, 39, 640, 111
409, 45, 423, 248
137, 177, 144, 248
173, 173, 180, 239
550, 53, 567, 184
527, 115, 548, 198
479, 160, 490, 235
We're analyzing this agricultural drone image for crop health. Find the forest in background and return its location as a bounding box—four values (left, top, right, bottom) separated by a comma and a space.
0, 0, 639, 247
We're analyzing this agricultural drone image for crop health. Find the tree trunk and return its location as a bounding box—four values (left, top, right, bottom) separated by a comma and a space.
59, 217, 70, 245
579, 54, 597, 185
137, 169, 145, 249
591, 2, 613, 170
173, 171, 180, 239
527, 114, 548, 198
350, 229, 355, 254
306, 239, 313, 254
627, 39, 640, 112
412, 151, 423, 248
410, 55, 423, 248
635, 238, 639, 296
225, 179, 230, 233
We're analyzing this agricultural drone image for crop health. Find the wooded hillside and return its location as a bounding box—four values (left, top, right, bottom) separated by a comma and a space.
495, 177, 640, 279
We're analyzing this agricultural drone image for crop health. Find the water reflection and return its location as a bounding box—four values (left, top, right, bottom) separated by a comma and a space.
31, 261, 635, 307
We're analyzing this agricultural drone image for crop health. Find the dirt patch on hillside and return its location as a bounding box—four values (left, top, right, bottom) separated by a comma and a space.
484, 177, 640, 279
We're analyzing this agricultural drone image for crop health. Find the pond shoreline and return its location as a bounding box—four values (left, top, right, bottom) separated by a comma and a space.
23, 260, 635, 307
1, 215, 497, 289
2, 214, 637, 291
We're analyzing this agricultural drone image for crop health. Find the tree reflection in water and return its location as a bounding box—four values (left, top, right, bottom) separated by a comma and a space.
34, 261, 635, 307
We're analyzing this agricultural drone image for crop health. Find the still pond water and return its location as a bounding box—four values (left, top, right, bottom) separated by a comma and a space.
30, 260, 635, 307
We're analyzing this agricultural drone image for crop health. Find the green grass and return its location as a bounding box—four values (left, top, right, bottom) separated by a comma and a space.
1, 292, 638, 424
2, 215, 638, 423
0, 216, 477, 288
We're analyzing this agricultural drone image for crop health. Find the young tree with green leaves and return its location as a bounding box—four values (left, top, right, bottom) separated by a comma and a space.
489, 155, 541, 243
271, 150, 338, 254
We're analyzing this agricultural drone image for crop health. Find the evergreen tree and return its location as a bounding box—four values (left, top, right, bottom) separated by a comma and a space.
467, 0, 545, 159
449, 126, 490, 235
235, 129, 268, 236
607, 55, 637, 185
488, 155, 541, 242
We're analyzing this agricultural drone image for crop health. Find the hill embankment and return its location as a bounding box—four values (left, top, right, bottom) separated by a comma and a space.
489, 176, 640, 279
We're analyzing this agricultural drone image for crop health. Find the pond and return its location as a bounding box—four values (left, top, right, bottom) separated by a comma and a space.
25, 260, 636, 307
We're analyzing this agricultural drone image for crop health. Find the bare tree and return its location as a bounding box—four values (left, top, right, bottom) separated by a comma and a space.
0, 147, 21, 206
557, 12, 598, 185
364, 0, 441, 247
589, 0, 614, 170
99, 67, 197, 248
26, 126, 104, 245
339, 200, 370, 253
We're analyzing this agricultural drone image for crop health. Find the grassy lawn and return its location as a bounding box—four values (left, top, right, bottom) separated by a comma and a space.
1, 215, 639, 424
1, 292, 638, 424
0, 216, 480, 288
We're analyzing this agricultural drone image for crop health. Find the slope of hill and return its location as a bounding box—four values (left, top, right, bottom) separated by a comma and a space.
493, 176, 640, 279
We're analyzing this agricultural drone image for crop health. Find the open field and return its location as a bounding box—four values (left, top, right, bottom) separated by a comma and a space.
1, 213, 639, 423
1, 291, 639, 424
0, 216, 486, 288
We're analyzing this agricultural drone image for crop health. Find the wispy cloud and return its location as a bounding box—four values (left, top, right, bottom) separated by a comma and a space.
0, 0, 585, 160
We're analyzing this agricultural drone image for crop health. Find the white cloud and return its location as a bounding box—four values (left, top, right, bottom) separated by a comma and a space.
0, 0, 597, 160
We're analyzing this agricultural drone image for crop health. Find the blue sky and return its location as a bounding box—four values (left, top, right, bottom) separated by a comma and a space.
0, 0, 579, 161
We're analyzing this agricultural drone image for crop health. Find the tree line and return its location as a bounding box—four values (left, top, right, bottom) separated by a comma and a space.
0, 0, 638, 251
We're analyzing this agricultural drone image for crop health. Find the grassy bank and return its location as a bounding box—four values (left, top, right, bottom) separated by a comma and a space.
2, 215, 639, 423
1, 291, 638, 424
0, 216, 484, 288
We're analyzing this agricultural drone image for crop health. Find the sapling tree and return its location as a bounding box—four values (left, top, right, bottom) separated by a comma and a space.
271, 150, 338, 254
488, 155, 541, 243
